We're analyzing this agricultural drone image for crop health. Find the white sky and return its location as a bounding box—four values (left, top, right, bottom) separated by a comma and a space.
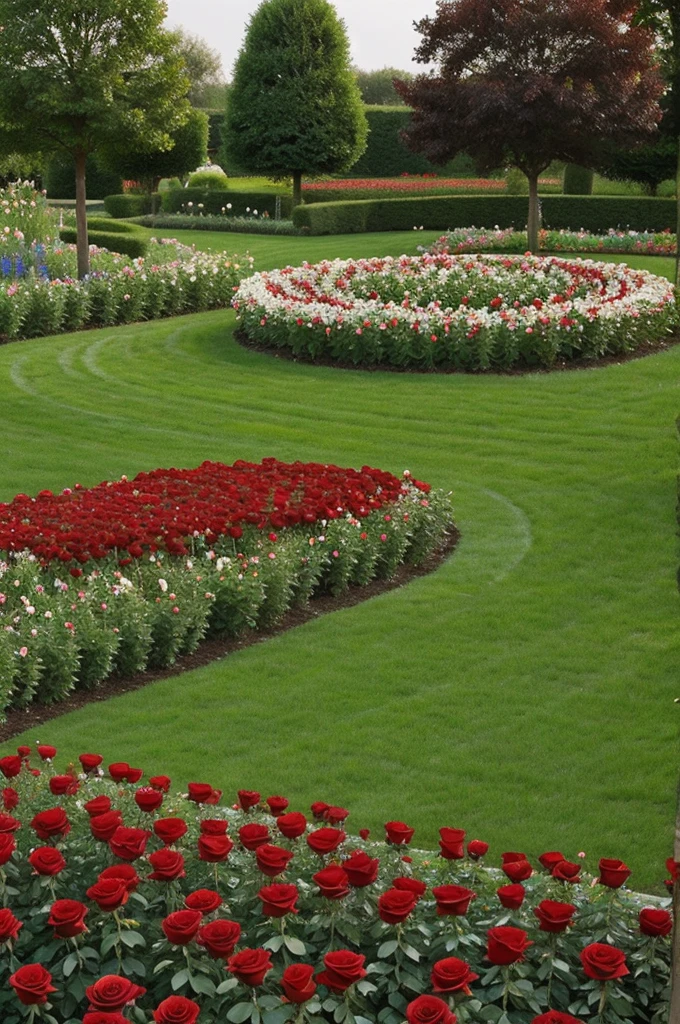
164, 0, 438, 77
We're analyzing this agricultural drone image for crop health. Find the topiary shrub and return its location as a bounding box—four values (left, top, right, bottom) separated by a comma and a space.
563, 164, 595, 195
187, 169, 229, 189
159, 177, 182, 192
104, 194, 160, 218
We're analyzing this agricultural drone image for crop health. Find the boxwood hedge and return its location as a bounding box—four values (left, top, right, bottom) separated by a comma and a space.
58, 227, 148, 259
160, 187, 293, 219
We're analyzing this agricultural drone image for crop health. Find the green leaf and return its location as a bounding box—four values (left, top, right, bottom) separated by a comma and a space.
356, 981, 377, 996
189, 973, 216, 997
263, 935, 285, 952
153, 959, 176, 975
122, 957, 147, 977
171, 969, 189, 991
100, 934, 119, 956
261, 1009, 292, 1024
283, 935, 306, 956
377, 940, 398, 959
402, 942, 420, 963
120, 930, 146, 949
216, 978, 239, 994
62, 952, 79, 978
334, 1003, 348, 1023
227, 1002, 254, 1024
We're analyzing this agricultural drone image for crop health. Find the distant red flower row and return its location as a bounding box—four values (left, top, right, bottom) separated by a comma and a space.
302, 177, 506, 192
0, 459, 421, 566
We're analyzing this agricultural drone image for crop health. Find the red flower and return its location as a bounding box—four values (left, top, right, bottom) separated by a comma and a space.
266, 795, 289, 816
431, 956, 478, 994
98, 864, 139, 892
325, 806, 349, 824
48, 899, 88, 938
393, 876, 427, 898
0, 812, 20, 834
0, 834, 16, 864
10, 964, 56, 1005
467, 839, 488, 860
255, 843, 294, 876
258, 883, 299, 916
497, 884, 525, 910
109, 826, 150, 861
501, 852, 532, 883
531, 1014, 585, 1024
306, 827, 345, 855
598, 858, 631, 889
162, 909, 202, 946
87, 878, 130, 912
342, 850, 379, 887
313, 864, 350, 900
148, 849, 186, 882
552, 860, 581, 883
276, 811, 307, 839
31, 807, 70, 840
316, 950, 366, 992
84, 796, 112, 818
580, 943, 628, 981
406, 995, 456, 1024
432, 884, 476, 916
200, 819, 228, 835
185, 889, 222, 914
28, 846, 66, 876
135, 787, 164, 813
187, 782, 221, 804
281, 963, 317, 1003
378, 887, 418, 924
237, 789, 261, 810
487, 926, 532, 965
197, 919, 241, 959
227, 947, 273, 986
153, 996, 200, 1024
439, 827, 466, 860
37, 745, 57, 761
385, 820, 414, 845
90, 811, 124, 842
311, 801, 329, 819
79, 753, 103, 773
198, 834, 233, 862
0, 907, 22, 944
538, 851, 565, 871
49, 774, 80, 796
0, 756, 22, 779
639, 908, 672, 937
533, 900, 576, 933
149, 775, 172, 792
239, 823, 270, 850
85, 975, 146, 1011
154, 817, 188, 846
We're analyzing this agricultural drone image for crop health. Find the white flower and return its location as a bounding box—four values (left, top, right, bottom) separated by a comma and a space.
158, 578, 168, 592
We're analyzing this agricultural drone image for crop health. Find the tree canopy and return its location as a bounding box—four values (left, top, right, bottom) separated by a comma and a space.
171, 28, 226, 107
102, 108, 209, 192
354, 67, 413, 106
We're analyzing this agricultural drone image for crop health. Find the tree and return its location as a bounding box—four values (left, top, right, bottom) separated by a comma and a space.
0, 0, 191, 278
102, 108, 209, 193
597, 99, 677, 196
395, 0, 664, 253
223, 0, 368, 206
354, 67, 413, 106
171, 28, 226, 107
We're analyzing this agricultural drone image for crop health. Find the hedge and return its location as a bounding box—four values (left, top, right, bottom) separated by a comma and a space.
104, 193, 161, 219
563, 165, 594, 195
350, 106, 479, 178
292, 194, 678, 235
160, 186, 293, 219
85, 217, 144, 235
58, 227, 148, 259
44, 156, 123, 200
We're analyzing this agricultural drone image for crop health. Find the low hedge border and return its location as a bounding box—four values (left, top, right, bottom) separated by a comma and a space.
104, 194, 161, 219
161, 187, 293, 220
57, 228, 148, 260
130, 214, 301, 236
292, 195, 678, 235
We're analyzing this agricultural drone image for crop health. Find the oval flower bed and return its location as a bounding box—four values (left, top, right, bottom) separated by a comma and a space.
0, 744, 672, 1024
0, 460, 453, 718
232, 254, 677, 371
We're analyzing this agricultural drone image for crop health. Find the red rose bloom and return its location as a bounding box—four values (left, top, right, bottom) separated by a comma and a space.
531, 1014, 584, 1024
393, 876, 427, 898
378, 888, 418, 924
2, 788, 18, 811
16, 746, 30, 758
28, 846, 66, 876
153, 995, 200, 1024
98, 864, 139, 892
48, 899, 88, 938
538, 851, 566, 872
109, 762, 133, 782
149, 775, 172, 792
276, 812, 307, 839
406, 995, 456, 1024
306, 827, 345, 855
325, 806, 349, 824
580, 943, 629, 981
281, 963, 317, 1003
598, 858, 631, 889
198, 834, 233, 862
85, 975, 146, 1011
109, 826, 150, 861
666, 858, 679, 881
313, 864, 350, 900
552, 860, 581, 883
0, 812, 20, 834
49, 774, 80, 797
0, 834, 16, 865
533, 900, 576, 933
10, 964, 56, 1005
467, 840, 489, 860
639, 908, 672, 937
200, 819, 229, 835
266, 795, 289, 816
385, 821, 414, 845
497, 884, 525, 910
79, 753, 103, 773
31, 807, 70, 840
87, 878, 130, 912
255, 843, 294, 877
0, 907, 22, 943
148, 849, 186, 882
90, 811, 124, 842
187, 782, 221, 804
316, 950, 366, 992
0, 756, 22, 779
432, 884, 476, 916
135, 787, 164, 813
237, 789, 261, 810
37, 745, 57, 761
258, 883, 299, 917
342, 850, 379, 887
197, 919, 241, 959
501, 852, 533, 883
162, 909, 202, 946
439, 827, 466, 860
154, 818, 188, 846
239, 823, 270, 850
185, 889, 222, 914
431, 956, 478, 994
83, 1015, 131, 1024
487, 926, 532, 965
84, 796, 112, 818
227, 947, 273, 986
359, 828, 370, 840
311, 801, 329, 819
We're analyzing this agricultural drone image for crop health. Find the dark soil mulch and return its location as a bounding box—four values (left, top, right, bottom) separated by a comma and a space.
0, 526, 460, 743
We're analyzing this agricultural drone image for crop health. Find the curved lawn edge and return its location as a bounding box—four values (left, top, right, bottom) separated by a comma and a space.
0, 524, 459, 744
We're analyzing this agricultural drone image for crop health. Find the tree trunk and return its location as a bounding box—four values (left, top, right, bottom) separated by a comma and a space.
676, 134, 680, 294
292, 171, 302, 208
74, 149, 89, 280
670, 778, 680, 1024
527, 173, 540, 254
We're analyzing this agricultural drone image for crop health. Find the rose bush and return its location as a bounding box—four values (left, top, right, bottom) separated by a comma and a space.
233, 254, 677, 372
0, 746, 671, 1024
0, 461, 452, 717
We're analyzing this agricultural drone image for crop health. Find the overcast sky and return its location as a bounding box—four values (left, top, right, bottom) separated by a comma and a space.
164, 0, 438, 77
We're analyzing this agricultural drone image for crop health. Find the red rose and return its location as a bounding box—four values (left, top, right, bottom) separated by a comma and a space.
16, 746, 30, 758
666, 858, 679, 881
501, 852, 533, 883
200, 819, 229, 835
276, 812, 307, 839
538, 851, 565, 872
0, 834, 16, 865
258, 883, 299, 917
311, 801, 329, 819
49, 774, 80, 796
0, 812, 20, 833
79, 753, 103, 773
497, 884, 525, 910
313, 865, 350, 900
162, 909, 203, 946
99, 864, 139, 892
48, 899, 88, 938
85, 975, 146, 1011
487, 926, 532, 965
83, 1014, 131, 1024
467, 840, 488, 860
316, 950, 366, 992
255, 843, 294, 877
0, 907, 22, 943
533, 900, 576, 933
281, 963, 316, 1003
237, 789, 261, 810
406, 995, 456, 1024
154, 818, 188, 846
87, 878, 130, 912
359, 828, 370, 840
28, 846, 66, 876
266, 795, 289, 816
2, 788, 18, 810
325, 806, 349, 824
91, 811, 124, 842
432, 884, 476, 916
552, 860, 580, 883
392, 876, 427, 898
31, 807, 70, 840
185, 889, 222, 914
639, 908, 672, 937
197, 918, 241, 959
378, 888, 418, 924
198, 834, 233, 862
385, 821, 414, 845
109, 826, 150, 861
239, 823, 270, 850
149, 775, 171, 792
37, 745, 57, 761
135, 787, 164, 813
431, 956, 478, 994
439, 827, 466, 860
227, 947, 273, 986
598, 858, 631, 889
580, 943, 629, 981
84, 796, 112, 818
0, 756, 22, 779
307, 828, 345, 855
531, 1013, 585, 1024
10, 964, 56, 1005
109, 762, 133, 782
153, 995, 200, 1024
149, 849, 186, 882
342, 850, 379, 887
187, 782, 221, 804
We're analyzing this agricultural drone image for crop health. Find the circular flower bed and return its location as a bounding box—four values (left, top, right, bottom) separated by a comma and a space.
233, 254, 677, 371
0, 744, 672, 1024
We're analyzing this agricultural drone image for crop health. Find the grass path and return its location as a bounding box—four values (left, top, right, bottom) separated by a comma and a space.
0, 236, 677, 891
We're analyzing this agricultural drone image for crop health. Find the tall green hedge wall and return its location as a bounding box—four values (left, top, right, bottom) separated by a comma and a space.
350, 107, 479, 178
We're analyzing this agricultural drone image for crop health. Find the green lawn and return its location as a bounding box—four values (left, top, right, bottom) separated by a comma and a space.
0, 235, 677, 892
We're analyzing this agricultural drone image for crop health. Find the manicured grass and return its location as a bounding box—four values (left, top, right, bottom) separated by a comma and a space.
0, 237, 677, 892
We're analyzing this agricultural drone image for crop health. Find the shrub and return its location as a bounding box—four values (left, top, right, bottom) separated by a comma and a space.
85, 217, 144, 235
103, 194, 161, 219
159, 177, 183, 192
43, 155, 122, 200
187, 169, 229, 189
161, 187, 293, 219
563, 165, 595, 195
0, 750, 671, 1024
350, 106, 480, 178
131, 213, 301, 235
58, 227, 148, 259
506, 167, 530, 195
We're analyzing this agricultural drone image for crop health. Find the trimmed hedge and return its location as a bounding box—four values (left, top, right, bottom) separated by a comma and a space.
161, 186, 293, 219
563, 164, 594, 195
44, 156, 123, 200
292, 194, 678, 235
350, 106, 479, 178
58, 227, 148, 259
104, 193, 161, 219
85, 217, 144, 235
